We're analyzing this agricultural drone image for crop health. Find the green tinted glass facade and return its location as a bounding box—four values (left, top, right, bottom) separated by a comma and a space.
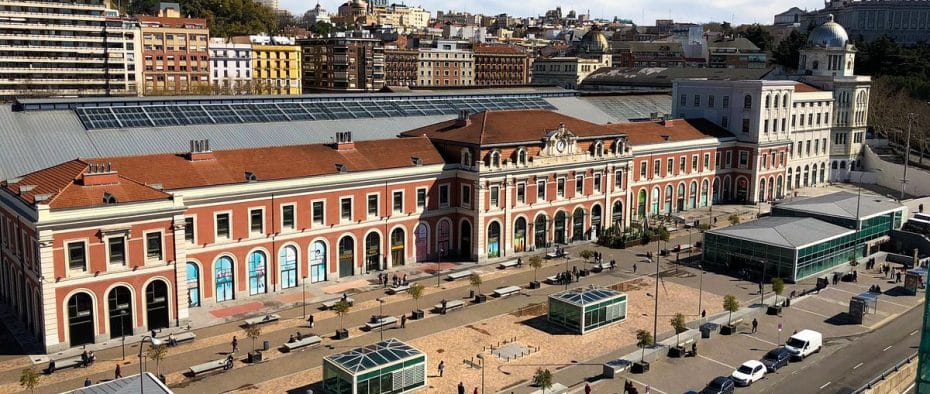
796, 232, 859, 280
918, 286, 930, 392
703, 231, 859, 282
548, 293, 627, 334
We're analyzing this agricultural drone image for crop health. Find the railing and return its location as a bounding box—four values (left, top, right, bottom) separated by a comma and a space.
851, 351, 918, 393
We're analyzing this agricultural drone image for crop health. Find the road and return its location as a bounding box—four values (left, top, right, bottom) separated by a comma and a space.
773, 303, 921, 393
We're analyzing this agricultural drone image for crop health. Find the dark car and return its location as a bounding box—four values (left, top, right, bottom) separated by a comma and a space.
699, 376, 735, 394
760, 347, 791, 372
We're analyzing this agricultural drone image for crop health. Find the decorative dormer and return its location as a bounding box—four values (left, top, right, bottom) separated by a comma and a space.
542, 122, 578, 156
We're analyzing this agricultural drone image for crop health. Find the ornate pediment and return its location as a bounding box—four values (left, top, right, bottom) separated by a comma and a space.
542, 123, 578, 156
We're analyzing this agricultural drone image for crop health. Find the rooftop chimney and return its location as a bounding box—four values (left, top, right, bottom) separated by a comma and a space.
455, 110, 471, 127
188, 139, 215, 161
81, 162, 119, 186
334, 131, 355, 151
661, 118, 676, 127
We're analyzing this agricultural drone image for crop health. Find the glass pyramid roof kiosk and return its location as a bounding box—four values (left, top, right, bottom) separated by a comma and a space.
323, 338, 427, 394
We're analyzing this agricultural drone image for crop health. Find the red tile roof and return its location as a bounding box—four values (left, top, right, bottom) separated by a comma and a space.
474, 44, 527, 55
609, 118, 734, 145
794, 82, 822, 93
3, 137, 443, 210
400, 110, 626, 145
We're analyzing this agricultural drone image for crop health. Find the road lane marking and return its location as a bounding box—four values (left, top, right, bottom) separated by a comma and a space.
911, 329, 919, 336
794, 306, 830, 318
853, 362, 863, 370
699, 354, 735, 369
820, 381, 832, 390
883, 345, 893, 352
625, 377, 668, 394
742, 333, 778, 346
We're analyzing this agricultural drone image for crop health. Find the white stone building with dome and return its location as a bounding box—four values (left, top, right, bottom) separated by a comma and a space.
670, 16, 871, 203
531, 25, 612, 89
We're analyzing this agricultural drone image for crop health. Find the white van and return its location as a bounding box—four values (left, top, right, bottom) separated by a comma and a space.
785, 329, 822, 360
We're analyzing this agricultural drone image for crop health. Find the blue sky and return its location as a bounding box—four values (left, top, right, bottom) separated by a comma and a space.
280, 0, 824, 25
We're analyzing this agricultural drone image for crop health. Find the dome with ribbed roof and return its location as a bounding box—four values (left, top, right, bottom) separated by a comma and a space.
578, 25, 610, 54
808, 14, 849, 48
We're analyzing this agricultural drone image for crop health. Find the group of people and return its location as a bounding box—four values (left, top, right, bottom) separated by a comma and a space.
869, 284, 883, 293
555, 268, 581, 285
80, 350, 96, 367
880, 263, 903, 283
288, 331, 308, 343
379, 272, 408, 288
864, 258, 878, 270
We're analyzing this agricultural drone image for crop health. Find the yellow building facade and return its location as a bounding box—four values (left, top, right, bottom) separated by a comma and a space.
251, 42, 302, 95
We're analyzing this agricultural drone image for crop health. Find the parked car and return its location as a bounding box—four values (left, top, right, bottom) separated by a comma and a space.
785, 329, 822, 360
699, 376, 735, 394
731, 360, 766, 386
760, 347, 791, 372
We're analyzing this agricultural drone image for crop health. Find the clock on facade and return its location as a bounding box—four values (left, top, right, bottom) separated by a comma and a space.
556, 139, 567, 153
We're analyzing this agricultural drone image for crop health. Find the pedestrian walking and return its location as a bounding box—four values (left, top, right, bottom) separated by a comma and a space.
751, 318, 758, 333
114, 364, 122, 379
645, 384, 651, 394
400, 314, 407, 328
232, 336, 239, 353
896, 271, 902, 283
438, 360, 445, 377
458, 382, 466, 394
84, 378, 92, 387
585, 382, 592, 394
403, 273, 408, 285
633, 263, 637, 273
701, 309, 706, 318
610, 259, 616, 270
473, 388, 479, 394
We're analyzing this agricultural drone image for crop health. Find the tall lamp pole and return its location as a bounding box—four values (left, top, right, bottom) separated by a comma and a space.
653, 225, 661, 345
377, 298, 385, 342
120, 309, 128, 360
302, 276, 307, 319
901, 113, 917, 200
138, 336, 163, 393
476, 354, 485, 394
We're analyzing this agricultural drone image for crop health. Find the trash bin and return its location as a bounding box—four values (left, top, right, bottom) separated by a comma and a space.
263, 340, 270, 351
700, 323, 719, 338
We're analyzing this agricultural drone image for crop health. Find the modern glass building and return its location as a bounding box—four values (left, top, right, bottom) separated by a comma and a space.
771, 191, 905, 256
703, 217, 857, 282
548, 287, 628, 334
917, 284, 930, 391
322, 338, 427, 394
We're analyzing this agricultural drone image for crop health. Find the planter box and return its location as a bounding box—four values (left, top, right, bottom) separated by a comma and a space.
335, 329, 349, 340
632, 361, 650, 374
528, 281, 541, 289
474, 294, 488, 303
720, 325, 737, 335
700, 323, 719, 338
602, 359, 631, 378
247, 351, 263, 363
411, 310, 424, 320
668, 346, 686, 358
767, 305, 783, 316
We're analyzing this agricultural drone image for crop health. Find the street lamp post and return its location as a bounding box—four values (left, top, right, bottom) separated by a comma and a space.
120, 309, 128, 360
476, 354, 485, 394
653, 225, 661, 345
436, 249, 444, 288
901, 113, 917, 200
377, 298, 385, 342
138, 335, 163, 393
302, 276, 307, 319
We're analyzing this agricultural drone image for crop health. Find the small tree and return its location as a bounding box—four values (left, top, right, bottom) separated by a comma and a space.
771, 278, 785, 306
528, 255, 544, 282
532, 368, 553, 393
697, 223, 712, 232
728, 214, 741, 225
469, 272, 483, 295
333, 300, 351, 331
147, 343, 168, 375
670, 313, 688, 347
19, 367, 39, 394
407, 283, 425, 311
579, 249, 594, 262
243, 324, 262, 353
636, 329, 653, 362
723, 294, 740, 326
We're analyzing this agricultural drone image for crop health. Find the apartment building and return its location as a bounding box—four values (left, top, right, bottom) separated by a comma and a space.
474, 44, 530, 86
385, 48, 419, 87
138, 3, 210, 95
416, 41, 475, 87
299, 32, 385, 92
209, 37, 252, 94
249, 35, 302, 95
0, 0, 141, 97
707, 38, 767, 69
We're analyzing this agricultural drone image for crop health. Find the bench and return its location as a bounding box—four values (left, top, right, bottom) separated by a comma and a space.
282, 335, 321, 352
545, 275, 559, 284
321, 298, 355, 310
498, 260, 519, 269
387, 284, 410, 295
46, 356, 82, 373
158, 331, 197, 346
674, 244, 694, 252
189, 358, 231, 376
593, 262, 612, 272
365, 316, 399, 330
243, 314, 280, 326
493, 285, 521, 298
546, 252, 568, 259
433, 299, 466, 313
447, 270, 473, 281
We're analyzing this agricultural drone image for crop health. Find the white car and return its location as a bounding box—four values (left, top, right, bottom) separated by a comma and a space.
731, 360, 766, 386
